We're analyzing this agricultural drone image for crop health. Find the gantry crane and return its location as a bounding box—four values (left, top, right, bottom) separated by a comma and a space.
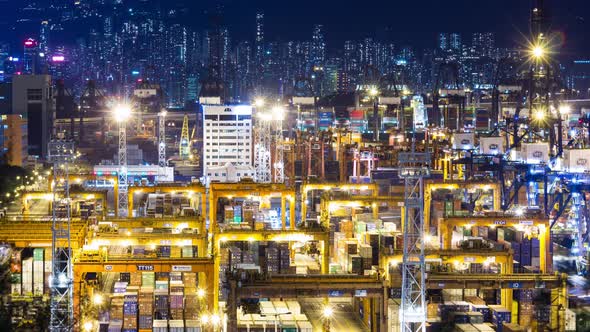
48, 137, 75, 331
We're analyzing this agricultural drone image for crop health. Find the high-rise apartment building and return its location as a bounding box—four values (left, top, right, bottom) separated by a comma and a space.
0, 114, 28, 166
311, 24, 326, 64
23, 38, 40, 75
472, 32, 495, 58
449, 33, 462, 51
202, 104, 253, 177
12, 75, 53, 158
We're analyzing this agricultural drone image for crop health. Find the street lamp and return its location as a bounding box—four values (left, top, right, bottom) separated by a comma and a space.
368, 87, 379, 97
92, 294, 104, 306
83, 321, 94, 332
210, 314, 221, 327
322, 306, 333, 332
368, 87, 380, 141
114, 104, 132, 123
271, 106, 285, 121
533, 109, 546, 122
254, 97, 266, 108
559, 104, 571, 115
201, 313, 221, 332
532, 45, 545, 59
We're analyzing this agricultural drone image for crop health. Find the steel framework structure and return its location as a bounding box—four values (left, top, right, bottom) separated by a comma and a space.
255, 119, 272, 183
180, 114, 190, 160
273, 118, 285, 183
118, 120, 128, 217
398, 151, 430, 332
48, 138, 75, 331
158, 110, 167, 168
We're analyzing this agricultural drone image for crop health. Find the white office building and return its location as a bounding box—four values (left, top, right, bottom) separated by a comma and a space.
202, 105, 254, 179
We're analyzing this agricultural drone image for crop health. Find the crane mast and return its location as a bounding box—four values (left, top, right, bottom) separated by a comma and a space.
48, 138, 75, 331
158, 110, 167, 168
118, 117, 129, 217
255, 117, 272, 183
398, 143, 430, 332
273, 117, 285, 183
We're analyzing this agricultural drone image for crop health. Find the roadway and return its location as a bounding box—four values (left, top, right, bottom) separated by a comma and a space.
299, 298, 368, 332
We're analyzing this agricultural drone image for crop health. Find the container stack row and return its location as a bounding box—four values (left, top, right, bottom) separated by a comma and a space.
104, 272, 204, 332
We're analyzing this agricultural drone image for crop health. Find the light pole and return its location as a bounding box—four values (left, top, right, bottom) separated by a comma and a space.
322, 305, 333, 332
369, 87, 380, 141
272, 106, 285, 183
201, 313, 221, 332
114, 104, 131, 217
158, 110, 167, 168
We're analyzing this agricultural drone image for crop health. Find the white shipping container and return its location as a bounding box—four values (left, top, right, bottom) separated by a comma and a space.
453, 133, 475, 150
388, 299, 401, 332
11, 283, 21, 295
565, 308, 576, 332
383, 222, 396, 232
169, 320, 184, 332
298, 321, 313, 332
22, 258, 33, 271
563, 149, 590, 172
286, 301, 301, 315
359, 244, 373, 258
153, 320, 167, 332
520, 143, 550, 164
442, 289, 462, 301
455, 324, 478, 332
33, 282, 44, 295
292, 96, 315, 105
479, 137, 505, 155
293, 314, 307, 321
34, 261, 44, 274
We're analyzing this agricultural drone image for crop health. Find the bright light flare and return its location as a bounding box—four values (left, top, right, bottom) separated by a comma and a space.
113, 104, 132, 122
83, 321, 93, 332
272, 106, 285, 121
323, 306, 334, 318
254, 98, 266, 108
211, 314, 221, 326
368, 87, 379, 97
93, 294, 103, 305
532, 45, 545, 59
559, 105, 571, 115
533, 110, 546, 121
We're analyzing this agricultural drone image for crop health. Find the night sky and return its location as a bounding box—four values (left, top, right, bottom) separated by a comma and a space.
1, 0, 589, 56
214, 0, 589, 55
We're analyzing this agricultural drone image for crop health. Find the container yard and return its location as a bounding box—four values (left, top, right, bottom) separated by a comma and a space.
1, 1, 588, 331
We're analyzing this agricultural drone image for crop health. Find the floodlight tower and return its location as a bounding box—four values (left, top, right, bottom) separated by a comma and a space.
158, 110, 167, 168
114, 104, 131, 217
254, 98, 272, 183
398, 132, 430, 332
48, 135, 75, 331
255, 113, 272, 183
272, 106, 286, 183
